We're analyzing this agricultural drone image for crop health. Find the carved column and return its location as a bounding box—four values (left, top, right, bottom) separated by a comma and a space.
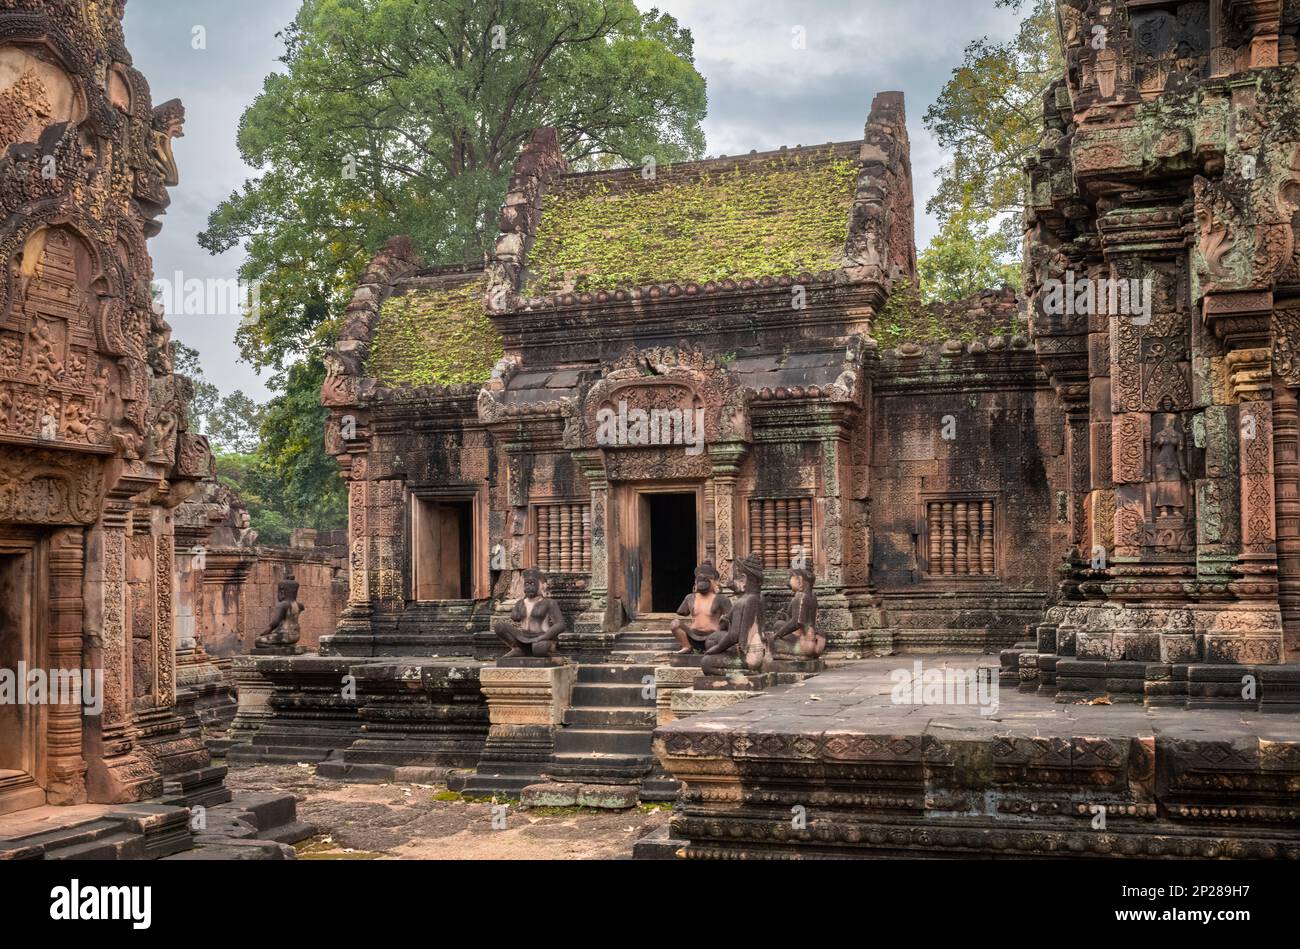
709, 443, 746, 580
1272, 383, 1300, 659
1200, 293, 1284, 663
46, 528, 87, 804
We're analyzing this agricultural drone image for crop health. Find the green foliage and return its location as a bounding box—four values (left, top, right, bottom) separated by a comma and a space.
873, 282, 940, 350
172, 342, 219, 432
210, 361, 346, 544
917, 194, 1021, 303
526, 150, 859, 293
201, 0, 706, 530
923, 0, 1062, 260
214, 452, 295, 546
201, 0, 708, 379
207, 391, 268, 455
171, 341, 267, 454
256, 356, 348, 535
366, 279, 504, 386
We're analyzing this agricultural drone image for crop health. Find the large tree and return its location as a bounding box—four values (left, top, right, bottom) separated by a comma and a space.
201, 0, 706, 536
202, 0, 708, 377
922, 0, 1062, 276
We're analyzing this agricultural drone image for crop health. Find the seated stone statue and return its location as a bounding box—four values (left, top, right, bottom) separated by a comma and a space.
494, 567, 568, 658
766, 565, 825, 659
256, 573, 304, 649
701, 552, 767, 675
671, 560, 732, 654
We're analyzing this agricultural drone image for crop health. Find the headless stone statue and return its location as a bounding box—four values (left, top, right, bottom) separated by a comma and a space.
494, 568, 568, 658
701, 552, 767, 675
766, 566, 825, 659
671, 560, 732, 654
256, 573, 304, 652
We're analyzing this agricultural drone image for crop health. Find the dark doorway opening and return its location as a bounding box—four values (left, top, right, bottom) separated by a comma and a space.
414, 499, 474, 600
648, 493, 697, 613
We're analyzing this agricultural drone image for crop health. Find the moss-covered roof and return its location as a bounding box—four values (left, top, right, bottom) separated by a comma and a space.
365, 270, 503, 387
524, 143, 861, 295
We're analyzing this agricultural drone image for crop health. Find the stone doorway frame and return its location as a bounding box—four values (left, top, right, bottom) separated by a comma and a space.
0, 529, 49, 816
613, 482, 707, 621
407, 486, 490, 603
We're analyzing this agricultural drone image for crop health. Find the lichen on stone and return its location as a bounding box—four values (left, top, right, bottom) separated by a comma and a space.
525, 146, 861, 294
365, 275, 503, 387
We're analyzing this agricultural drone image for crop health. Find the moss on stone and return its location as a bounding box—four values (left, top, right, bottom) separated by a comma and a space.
525, 147, 860, 294
874, 283, 1023, 349
365, 275, 503, 387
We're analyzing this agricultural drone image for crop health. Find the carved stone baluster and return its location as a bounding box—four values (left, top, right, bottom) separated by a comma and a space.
941, 502, 954, 575
954, 502, 969, 574
560, 504, 573, 573
537, 505, 550, 572
981, 500, 995, 574
928, 503, 941, 575
800, 498, 813, 566
759, 499, 769, 566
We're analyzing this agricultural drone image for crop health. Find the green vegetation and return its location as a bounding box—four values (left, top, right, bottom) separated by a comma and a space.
366, 279, 503, 387
917, 196, 1020, 303
200, 0, 707, 529
525, 150, 859, 294
920, 0, 1060, 297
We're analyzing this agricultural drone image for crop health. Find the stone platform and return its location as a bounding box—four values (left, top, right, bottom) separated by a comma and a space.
652, 655, 1300, 859
0, 791, 314, 861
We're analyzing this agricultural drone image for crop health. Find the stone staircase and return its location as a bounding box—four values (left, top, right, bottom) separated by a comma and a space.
609, 615, 680, 663
549, 663, 678, 802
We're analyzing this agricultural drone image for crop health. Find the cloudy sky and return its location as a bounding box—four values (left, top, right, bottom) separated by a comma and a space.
123, 0, 1022, 402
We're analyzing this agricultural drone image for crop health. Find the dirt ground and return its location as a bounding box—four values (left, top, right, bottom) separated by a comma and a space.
227, 765, 671, 860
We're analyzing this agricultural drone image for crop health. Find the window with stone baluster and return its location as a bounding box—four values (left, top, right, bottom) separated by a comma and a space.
531, 501, 592, 574
918, 494, 999, 579
747, 496, 815, 571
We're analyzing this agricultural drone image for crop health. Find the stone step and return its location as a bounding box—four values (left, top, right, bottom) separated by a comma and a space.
45, 832, 148, 861
2, 818, 124, 854
571, 682, 655, 708
564, 707, 657, 727
576, 664, 657, 685
554, 726, 654, 757
549, 753, 656, 782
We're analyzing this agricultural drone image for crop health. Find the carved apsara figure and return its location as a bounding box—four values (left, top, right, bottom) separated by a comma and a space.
256, 572, 304, 649
1152, 401, 1188, 517
701, 552, 767, 675
765, 565, 825, 659
494, 567, 568, 657
671, 560, 732, 654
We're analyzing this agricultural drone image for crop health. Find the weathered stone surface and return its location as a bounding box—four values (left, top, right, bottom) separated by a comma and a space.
655, 658, 1300, 859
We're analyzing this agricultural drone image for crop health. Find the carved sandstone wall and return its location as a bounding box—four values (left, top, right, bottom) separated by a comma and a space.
0, 0, 218, 813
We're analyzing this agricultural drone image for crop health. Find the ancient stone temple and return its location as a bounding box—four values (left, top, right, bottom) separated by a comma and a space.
300, 90, 1073, 803
323, 92, 1063, 663
0, 1, 307, 857
650, 0, 1300, 859
297, 0, 1300, 857
1016, 0, 1300, 700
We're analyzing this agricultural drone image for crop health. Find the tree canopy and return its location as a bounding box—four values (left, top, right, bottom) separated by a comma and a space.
200, 0, 708, 537
202, 0, 708, 378
921, 0, 1061, 287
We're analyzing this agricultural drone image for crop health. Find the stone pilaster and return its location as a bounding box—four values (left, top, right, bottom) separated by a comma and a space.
46, 529, 88, 804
